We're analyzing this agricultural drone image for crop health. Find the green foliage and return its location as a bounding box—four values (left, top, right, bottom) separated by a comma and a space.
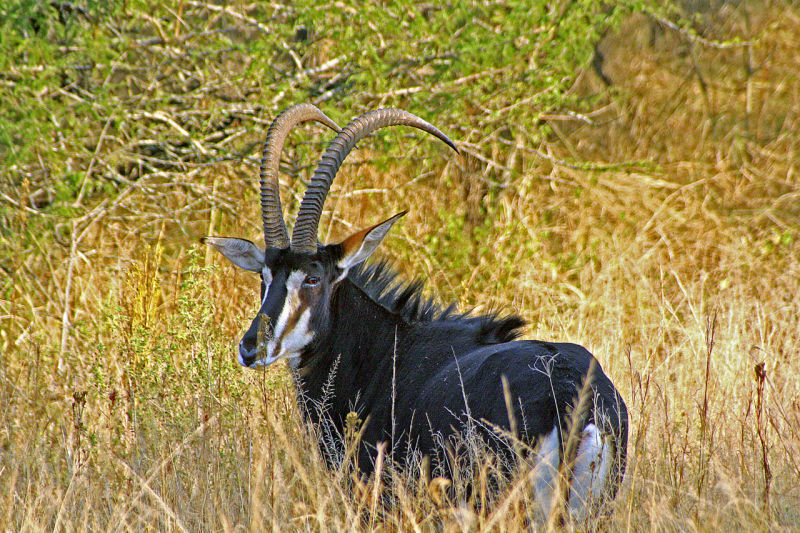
0, 0, 120, 169
0, 0, 639, 210
283, 0, 635, 126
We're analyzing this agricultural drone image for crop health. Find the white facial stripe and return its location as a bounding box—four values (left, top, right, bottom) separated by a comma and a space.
272, 271, 305, 340
261, 266, 273, 306
278, 308, 314, 355
252, 270, 314, 367
286, 270, 305, 289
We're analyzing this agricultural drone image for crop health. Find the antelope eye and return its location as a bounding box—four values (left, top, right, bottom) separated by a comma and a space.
304, 275, 320, 287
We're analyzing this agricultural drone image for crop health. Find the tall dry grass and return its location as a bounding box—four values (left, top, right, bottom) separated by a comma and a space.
2, 1, 799, 531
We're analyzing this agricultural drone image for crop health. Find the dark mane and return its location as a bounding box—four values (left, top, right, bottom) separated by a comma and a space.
348, 260, 525, 344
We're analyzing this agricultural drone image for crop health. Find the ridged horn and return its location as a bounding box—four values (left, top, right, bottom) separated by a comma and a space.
259, 103, 340, 249
291, 108, 458, 253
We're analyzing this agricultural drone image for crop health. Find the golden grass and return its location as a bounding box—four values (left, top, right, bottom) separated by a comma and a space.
2, 3, 799, 531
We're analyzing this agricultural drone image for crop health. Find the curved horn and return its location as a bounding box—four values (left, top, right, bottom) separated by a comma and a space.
291, 108, 458, 253
259, 103, 340, 249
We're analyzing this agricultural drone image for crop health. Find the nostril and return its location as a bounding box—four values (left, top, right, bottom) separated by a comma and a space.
239, 342, 257, 366
240, 316, 269, 366
240, 334, 258, 353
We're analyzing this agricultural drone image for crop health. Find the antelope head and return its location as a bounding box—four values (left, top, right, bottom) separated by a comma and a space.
203, 106, 457, 368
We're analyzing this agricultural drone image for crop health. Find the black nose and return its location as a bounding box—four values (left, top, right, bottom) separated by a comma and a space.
239, 340, 258, 367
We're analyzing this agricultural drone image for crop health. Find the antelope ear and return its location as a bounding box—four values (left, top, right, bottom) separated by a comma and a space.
201, 237, 264, 272
337, 211, 407, 272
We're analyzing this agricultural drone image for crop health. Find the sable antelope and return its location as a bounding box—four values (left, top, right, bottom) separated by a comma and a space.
203, 103, 628, 518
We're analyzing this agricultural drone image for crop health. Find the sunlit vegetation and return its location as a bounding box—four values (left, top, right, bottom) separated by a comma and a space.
1, 0, 798, 530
